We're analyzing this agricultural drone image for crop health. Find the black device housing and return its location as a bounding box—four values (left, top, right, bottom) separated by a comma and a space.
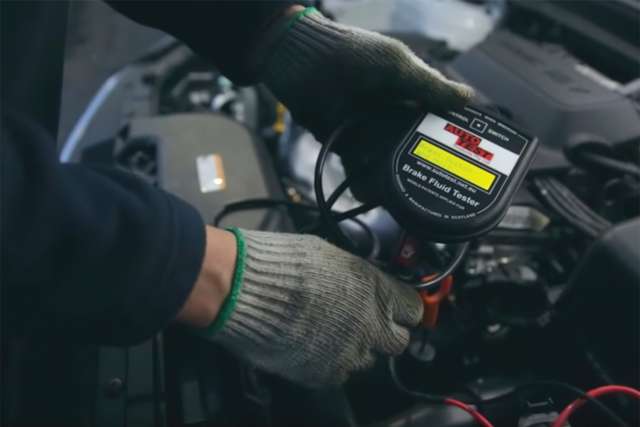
382, 106, 538, 242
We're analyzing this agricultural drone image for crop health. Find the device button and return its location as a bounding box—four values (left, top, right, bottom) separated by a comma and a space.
470, 118, 488, 133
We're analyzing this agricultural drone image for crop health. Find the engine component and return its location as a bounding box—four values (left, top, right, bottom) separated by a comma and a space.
561, 218, 640, 388
117, 113, 288, 230
517, 399, 559, 427
450, 29, 640, 149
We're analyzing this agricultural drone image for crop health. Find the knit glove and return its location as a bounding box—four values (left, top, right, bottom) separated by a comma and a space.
258, 7, 474, 141
201, 228, 423, 387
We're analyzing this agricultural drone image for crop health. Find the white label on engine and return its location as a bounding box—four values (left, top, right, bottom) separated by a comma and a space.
196, 154, 226, 193
499, 206, 550, 231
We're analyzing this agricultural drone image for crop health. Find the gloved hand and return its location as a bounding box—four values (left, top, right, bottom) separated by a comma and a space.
258, 7, 474, 141
200, 228, 423, 387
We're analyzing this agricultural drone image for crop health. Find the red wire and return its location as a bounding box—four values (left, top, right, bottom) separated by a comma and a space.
551, 385, 640, 427
444, 398, 495, 427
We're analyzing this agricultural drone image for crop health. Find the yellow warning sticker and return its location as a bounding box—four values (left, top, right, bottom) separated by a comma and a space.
413, 139, 497, 191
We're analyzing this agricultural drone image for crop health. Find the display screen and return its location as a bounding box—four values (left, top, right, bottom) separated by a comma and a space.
412, 139, 497, 191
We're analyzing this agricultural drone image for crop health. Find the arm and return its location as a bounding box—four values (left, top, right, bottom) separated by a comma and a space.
176, 226, 235, 328
1, 108, 420, 382
1, 109, 230, 345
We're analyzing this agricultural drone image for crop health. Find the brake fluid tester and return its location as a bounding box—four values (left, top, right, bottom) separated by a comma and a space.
372, 106, 538, 328
317, 105, 537, 326
383, 106, 538, 242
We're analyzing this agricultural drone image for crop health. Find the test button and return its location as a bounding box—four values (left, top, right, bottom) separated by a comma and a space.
470, 118, 488, 133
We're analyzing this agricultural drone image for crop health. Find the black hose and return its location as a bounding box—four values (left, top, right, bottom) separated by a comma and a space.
539, 182, 602, 235
533, 178, 608, 238
545, 178, 610, 229
578, 151, 640, 178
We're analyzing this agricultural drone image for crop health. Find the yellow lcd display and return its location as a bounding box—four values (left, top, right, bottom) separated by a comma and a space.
413, 139, 496, 191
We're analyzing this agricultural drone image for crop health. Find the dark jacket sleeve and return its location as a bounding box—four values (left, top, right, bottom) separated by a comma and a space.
106, 0, 304, 84
1, 109, 205, 346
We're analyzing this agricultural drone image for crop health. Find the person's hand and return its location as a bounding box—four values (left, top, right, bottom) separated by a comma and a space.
195, 228, 423, 387
258, 7, 474, 142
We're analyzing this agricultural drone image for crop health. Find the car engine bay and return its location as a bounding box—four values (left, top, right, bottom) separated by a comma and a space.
58, 1, 640, 426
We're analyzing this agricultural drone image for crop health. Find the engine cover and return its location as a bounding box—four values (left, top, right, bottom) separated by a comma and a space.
121, 113, 288, 230
563, 218, 640, 387
450, 30, 640, 148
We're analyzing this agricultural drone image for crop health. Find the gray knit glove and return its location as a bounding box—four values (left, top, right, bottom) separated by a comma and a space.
258, 7, 474, 141
204, 228, 423, 387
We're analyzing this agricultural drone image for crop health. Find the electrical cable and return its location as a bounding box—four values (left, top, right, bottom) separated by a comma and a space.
333, 203, 377, 221
314, 119, 382, 250
391, 357, 628, 427
551, 385, 639, 427
326, 176, 352, 210
444, 398, 495, 427
314, 121, 356, 248
475, 380, 628, 427
212, 197, 379, 257
213, 198, 317, 227
388, 357, 495, 427
388, 356, 444, 403
415, 242, 469, 289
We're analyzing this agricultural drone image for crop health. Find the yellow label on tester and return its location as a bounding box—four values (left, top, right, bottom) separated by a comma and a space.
413, 139, 497, 191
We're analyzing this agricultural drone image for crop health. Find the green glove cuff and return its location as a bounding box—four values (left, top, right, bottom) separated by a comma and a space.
199, 227, 246, 336
283, 6, 318, 32
267, 6, 318, 45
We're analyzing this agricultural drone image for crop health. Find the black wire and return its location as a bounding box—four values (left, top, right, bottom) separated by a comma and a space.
414, 242, 470, 289
314, 120, 380, 250
389, 357, 628, 427
314, 122, 350, 247
388, 357, 445, 403
213, 198, 317, 227
326, 176, 352, 210
333, 203, 377, 221
212, 197, 379, 256
482, 381, 629, 427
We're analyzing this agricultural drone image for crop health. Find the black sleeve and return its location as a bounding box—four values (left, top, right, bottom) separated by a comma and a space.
1, 109, 206, 346
106, 0, 305, 84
